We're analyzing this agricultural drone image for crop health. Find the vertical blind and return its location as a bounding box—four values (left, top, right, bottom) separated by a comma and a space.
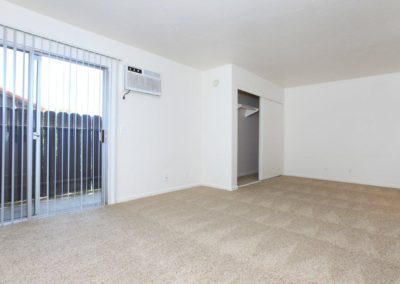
0, 24, 120, 225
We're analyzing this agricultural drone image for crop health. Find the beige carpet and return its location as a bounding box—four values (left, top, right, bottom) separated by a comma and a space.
1, 176, 400, 283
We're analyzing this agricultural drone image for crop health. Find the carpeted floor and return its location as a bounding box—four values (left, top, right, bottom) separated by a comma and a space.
1, 176, 400, 283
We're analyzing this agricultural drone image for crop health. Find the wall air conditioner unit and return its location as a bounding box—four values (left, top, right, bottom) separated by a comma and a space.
124, 65, 162, 96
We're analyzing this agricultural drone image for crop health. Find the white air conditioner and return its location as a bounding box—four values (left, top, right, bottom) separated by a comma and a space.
124, 65, 161, 96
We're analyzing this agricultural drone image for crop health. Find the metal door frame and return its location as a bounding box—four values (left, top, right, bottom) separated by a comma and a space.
27, 50, 109, 220
26, 47, 35, 218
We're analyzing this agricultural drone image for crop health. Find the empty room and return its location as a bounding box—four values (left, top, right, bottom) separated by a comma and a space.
1, 0, 400, 283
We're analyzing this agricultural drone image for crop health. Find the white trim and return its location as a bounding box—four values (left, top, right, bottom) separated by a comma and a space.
115, 182, 243, 204
234, 88, 262, 188
201, 183, 238, 191
285, 174, 400, 190
115, 183, 201, 203
258, 98, 264, 180
238, 180, 260, 188
107, 62, 120, 205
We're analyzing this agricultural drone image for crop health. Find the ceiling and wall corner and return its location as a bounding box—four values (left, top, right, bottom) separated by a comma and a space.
5, 0, 400, 87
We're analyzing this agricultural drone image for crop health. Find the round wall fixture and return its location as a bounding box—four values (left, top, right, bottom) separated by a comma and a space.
212, 79, 220, 87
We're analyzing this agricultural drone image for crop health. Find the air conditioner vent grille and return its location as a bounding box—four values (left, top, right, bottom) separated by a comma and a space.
125, 65, 161, 96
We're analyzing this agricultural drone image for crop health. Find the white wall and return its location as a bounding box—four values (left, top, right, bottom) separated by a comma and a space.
2, 1, 286, 201
260, 98, 284, 180
0, 0, 202, 203
285, 72, 400, 188
201, 65, 284, 190
201, 65, 233, 190
232, 66, 284, 186
237, 92, 259, 177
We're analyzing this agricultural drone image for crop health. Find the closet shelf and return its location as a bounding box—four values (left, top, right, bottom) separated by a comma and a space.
238, 104, 259, 117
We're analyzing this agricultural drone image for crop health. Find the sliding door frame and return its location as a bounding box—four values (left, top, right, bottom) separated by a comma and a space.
0, 24, 120, 225
1, 44, 110, 224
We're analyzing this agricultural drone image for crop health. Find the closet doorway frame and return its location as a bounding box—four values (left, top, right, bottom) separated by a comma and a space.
235, 89, 262, 188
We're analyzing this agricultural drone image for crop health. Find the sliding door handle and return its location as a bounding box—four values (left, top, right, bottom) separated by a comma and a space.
100, 129, 105, 143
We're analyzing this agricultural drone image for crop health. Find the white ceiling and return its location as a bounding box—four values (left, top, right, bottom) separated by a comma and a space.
6, 0, 400, 87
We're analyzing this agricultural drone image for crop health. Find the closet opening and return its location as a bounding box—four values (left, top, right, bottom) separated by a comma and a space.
237, 90, 260, 187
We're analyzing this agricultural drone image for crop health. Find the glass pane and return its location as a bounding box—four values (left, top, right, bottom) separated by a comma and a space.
0, 46, 30, 222
38, 55, 104, 216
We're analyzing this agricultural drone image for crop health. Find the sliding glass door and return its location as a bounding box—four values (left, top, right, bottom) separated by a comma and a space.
0, 25, 115, 224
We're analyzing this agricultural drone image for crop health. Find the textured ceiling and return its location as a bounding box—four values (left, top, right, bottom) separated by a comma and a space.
6, 0, 400, 86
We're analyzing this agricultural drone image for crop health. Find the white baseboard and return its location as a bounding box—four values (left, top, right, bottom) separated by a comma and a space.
114, 181, 251, 205
285, 173, 400, 190
238, 180, 260, 188
110, 174, 400, 205
115, 183, 201, 204
201, 183, 238, 191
